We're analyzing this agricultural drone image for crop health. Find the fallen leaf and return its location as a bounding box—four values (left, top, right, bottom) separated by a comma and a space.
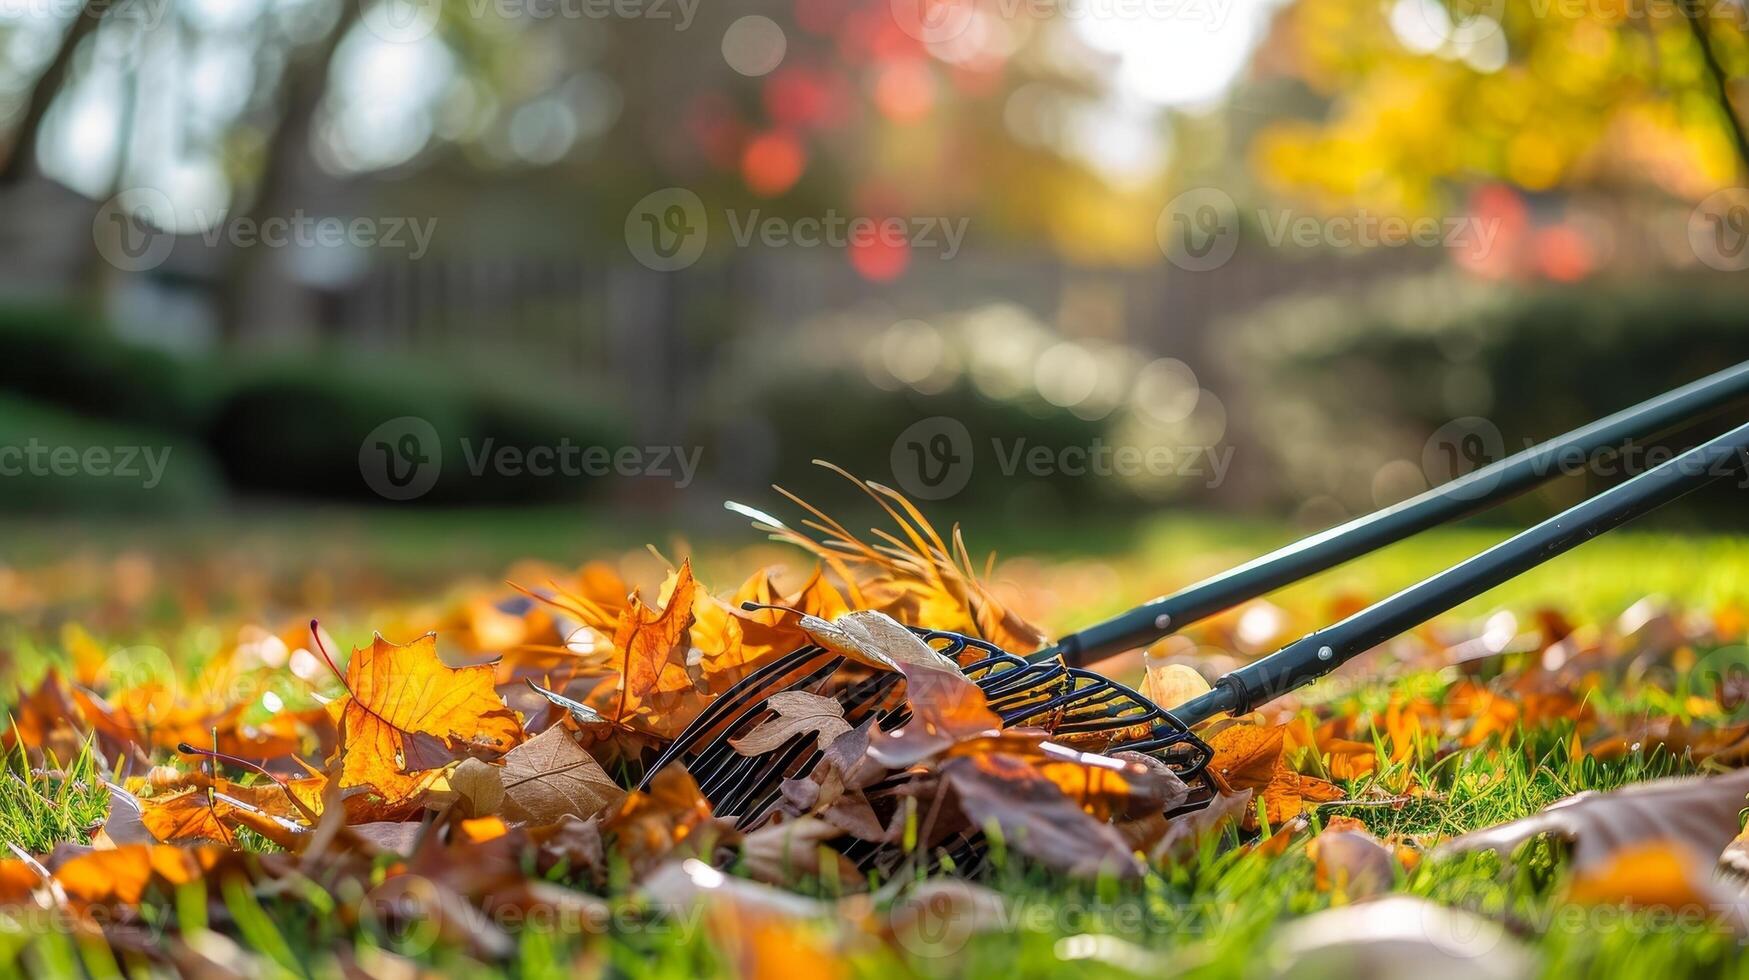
740, 817, 863, 887
1140, 661, 1211, 711
1567, 840, 1737, 913
596, 560, 707, 739
1270, 896, 1533, 980
329, 633, 523, 795
1206, 724, 1285, 792
1310, 826, 1396, 897
500, 726, 626, 824
1435, 769, 1749, 872
941, 753, 1142, 878
730, 691, 854, 756
443, 758, 505, 819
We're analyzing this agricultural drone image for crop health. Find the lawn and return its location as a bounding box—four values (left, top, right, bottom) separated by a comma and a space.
5, 506, 1749, 978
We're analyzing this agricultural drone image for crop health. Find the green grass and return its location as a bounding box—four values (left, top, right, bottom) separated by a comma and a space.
5, 512, 1749, 977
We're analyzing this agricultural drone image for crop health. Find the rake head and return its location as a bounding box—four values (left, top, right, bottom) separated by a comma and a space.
641, 625, 1215, 836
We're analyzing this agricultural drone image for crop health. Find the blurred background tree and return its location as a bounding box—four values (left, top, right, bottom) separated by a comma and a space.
0, 0, 1746, 524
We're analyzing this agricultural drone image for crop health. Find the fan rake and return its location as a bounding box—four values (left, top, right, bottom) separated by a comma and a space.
642, 362, 1749, 854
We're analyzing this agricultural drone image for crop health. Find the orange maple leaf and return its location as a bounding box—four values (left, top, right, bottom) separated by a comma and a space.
325, 631, 523, 794
588, 560, 708, 739
1206, 723, 1285, 792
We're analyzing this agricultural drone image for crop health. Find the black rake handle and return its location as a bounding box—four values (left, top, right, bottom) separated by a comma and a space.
1172, 418, 1749, 726
1046, 360, 1749, 668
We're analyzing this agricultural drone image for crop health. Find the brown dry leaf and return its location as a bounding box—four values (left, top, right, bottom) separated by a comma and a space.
329, 633, 523, 795
2, 669, 84, 762
1435, 768, 1749, 872
442, 758, 506, 818
136, 784, 309, 850
526, 815, 606, 881
941, 753, 1143, 878
740, 817, 864, 887
1140, 661, 1211, 711
1205, 724, 1285, 792
797, 609, 963, 673
1149, 788, 1253, 864
603, 766, 722, 877
1310, 826, 1397, 898
500, 726, 626, 824
730, 691, 853, 756
789, 609, 1002, 768
942, 734, 1190, 820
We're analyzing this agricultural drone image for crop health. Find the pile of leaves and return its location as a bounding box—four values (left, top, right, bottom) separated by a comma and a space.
8, 474, 1749, 976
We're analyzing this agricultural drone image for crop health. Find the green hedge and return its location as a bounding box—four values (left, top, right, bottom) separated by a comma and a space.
0, 395, 222, 513
1216, 272, 1749, 524
0, 307, 629, 507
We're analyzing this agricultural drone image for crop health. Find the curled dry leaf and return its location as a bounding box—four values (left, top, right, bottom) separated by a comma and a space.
1434, 768, 1749, 872
329, 633, 523, 795
795, 609, 962, 673
790, 608, 1002, 768
1205, 723, 1285, 792
603, 767, 723, 877
740, 817, 864, 887
1309, 825, 1397, 898
595, 560, 705, 739
441, 758, 505, 819
941, 753, 1143, 878
1148, 788, 1253, 865
499, 725, 626, 825
730, 691, 853, 756
1140, 661, 1211, 711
